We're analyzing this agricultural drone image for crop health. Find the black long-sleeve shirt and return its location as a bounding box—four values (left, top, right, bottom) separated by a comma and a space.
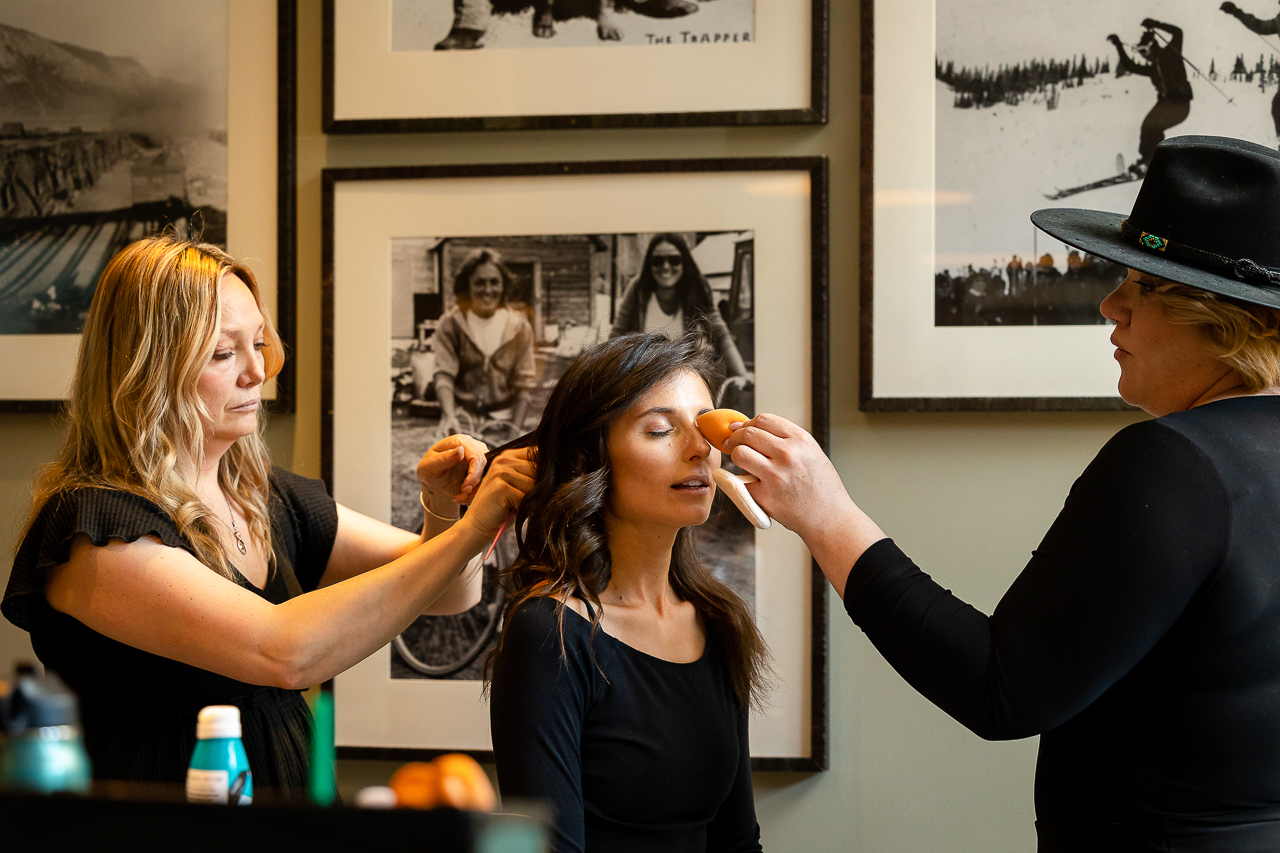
490, 596, 762, 853
845, 397, 1280, 851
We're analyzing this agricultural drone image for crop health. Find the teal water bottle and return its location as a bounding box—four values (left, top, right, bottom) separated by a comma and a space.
0, 669, 92, 794
186, 705, 252, 805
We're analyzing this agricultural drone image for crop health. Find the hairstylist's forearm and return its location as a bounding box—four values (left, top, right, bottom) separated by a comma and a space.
268, 520, 491, 686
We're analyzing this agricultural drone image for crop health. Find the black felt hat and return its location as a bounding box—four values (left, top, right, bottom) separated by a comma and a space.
1031, 136, 1280, 310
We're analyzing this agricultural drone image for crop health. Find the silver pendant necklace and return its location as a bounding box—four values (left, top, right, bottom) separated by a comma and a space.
223, 491, 248, 556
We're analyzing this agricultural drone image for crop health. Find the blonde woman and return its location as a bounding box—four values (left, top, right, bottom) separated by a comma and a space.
1, 235, 532, 794
727, 137, 1280, 849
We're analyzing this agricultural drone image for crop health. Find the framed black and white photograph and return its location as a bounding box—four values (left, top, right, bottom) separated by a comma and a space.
322, 0, 827, 132
0, 0, 296, 412
861, 0, 1280, 410
322, 158, 828, 770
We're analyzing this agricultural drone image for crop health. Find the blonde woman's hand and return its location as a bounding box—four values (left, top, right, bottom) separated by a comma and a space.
418, 434, 489, 509
463, 448, 535, 541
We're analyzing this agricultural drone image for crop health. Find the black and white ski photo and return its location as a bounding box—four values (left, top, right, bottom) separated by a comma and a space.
0, 0, 227, 335
935, 0, 1280, 326
387, 230, 756, 680
392, 0, 755, 51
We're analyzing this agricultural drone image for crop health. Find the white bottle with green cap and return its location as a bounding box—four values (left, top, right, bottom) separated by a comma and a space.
186, 705, 253, 805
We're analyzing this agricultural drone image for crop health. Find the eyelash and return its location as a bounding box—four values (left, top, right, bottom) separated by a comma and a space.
647, 429, 674, 437
213, 342, 267, 361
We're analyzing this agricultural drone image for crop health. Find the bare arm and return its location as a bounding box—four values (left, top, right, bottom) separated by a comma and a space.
318, 434, 488, 614
42, 450, 533, 690
324, 504, 483, 615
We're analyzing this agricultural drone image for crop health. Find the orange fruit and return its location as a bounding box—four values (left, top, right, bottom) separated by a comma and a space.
387, 754, 496, 812
434, 753, 496, 812
388, 761, 441, 809
696, 409, 749, 452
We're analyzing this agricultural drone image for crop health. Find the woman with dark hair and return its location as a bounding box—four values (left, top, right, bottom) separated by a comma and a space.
610, 234, 750, 388
433, 247, 538, 435
488, 332, 768, 853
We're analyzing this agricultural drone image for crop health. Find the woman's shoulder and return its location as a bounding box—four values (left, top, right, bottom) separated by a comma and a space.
507, 594, 586, 634
435, 308, 466, 331
1099, 408, 1238, 471
502, 594, 599, 659
2, 486, 187, 631
617, 275, 646, 302
1075, 414, 1227, 510
501, 307, 534, 335
268, 466, 335, 515
33, 486, 181, 545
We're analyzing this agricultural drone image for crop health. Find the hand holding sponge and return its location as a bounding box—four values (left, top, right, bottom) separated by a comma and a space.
695, 409, 771, 530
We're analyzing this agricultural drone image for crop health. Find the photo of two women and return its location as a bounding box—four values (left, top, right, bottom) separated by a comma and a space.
388, 230, 757, 681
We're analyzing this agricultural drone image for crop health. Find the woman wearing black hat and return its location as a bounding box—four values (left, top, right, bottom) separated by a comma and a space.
723, 136, 1280, 851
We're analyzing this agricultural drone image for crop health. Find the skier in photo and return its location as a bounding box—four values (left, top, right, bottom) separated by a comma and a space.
1221, 1, 1280, 144
1107, 19, 1193, 175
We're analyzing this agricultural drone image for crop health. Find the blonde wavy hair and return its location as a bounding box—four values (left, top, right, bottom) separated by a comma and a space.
26, 235, 284, 580
1146, 276, 1280, 392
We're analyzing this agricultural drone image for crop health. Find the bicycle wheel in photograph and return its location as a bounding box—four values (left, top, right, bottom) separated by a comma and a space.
391, 532, 512, 680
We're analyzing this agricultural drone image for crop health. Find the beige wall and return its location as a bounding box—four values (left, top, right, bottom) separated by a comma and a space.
0, 1, 1145, 849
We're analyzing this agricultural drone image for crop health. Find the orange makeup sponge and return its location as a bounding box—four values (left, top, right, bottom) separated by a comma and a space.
696, 408, 749, 452
696, 408, 771, 530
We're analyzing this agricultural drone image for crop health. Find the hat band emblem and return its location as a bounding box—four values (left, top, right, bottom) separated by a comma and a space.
1140, 233, 1168, 252
1120, 219, 1280, 290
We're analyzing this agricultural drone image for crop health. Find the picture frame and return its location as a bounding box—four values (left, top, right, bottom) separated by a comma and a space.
321, 157, 829, 771
0, 0, 297, 413
859, 0, 1136, 412
322, 0, 828, 133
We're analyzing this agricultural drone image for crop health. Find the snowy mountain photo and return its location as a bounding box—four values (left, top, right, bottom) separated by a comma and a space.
936, 0, 1280, 325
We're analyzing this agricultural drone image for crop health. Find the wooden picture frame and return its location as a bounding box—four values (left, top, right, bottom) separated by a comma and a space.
0, 0, 297, 413
322, 0, 828, 133
858, 0, 1146, 411
322, 157, 829, 771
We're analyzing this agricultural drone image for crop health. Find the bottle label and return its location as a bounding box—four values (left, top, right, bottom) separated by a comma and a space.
186, 768, 253, 805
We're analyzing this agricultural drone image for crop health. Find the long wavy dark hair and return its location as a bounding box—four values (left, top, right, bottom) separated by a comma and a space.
633, 232, 717, 319
485, 332, 771, 710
